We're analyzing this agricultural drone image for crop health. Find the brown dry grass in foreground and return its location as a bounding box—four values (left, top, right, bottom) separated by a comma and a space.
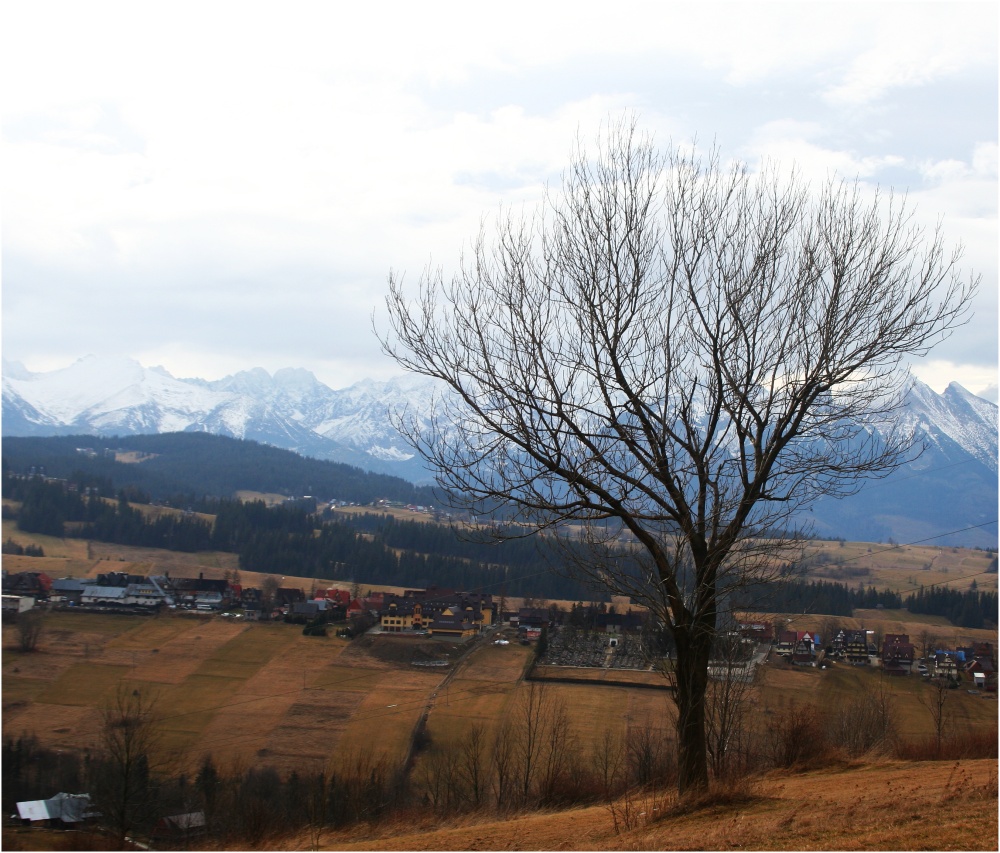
250, 758, 997, 852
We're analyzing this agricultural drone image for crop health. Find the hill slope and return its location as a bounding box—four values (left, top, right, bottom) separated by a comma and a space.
323, 758, 997, 851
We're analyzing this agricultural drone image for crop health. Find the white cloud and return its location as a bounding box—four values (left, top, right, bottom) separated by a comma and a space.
910, 359, 1000, 401
2, 1, 995, 393
822, 7, 995, 106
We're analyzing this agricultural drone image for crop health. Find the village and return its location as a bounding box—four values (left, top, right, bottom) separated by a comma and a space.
5, 567, 996, 688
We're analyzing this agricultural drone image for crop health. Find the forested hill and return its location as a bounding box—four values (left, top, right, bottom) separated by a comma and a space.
1, 433, 439, 507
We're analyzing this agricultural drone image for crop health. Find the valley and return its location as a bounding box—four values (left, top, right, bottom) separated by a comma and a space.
2, 464, 996, 850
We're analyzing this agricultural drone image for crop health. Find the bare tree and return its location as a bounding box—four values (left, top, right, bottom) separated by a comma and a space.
833, 676, 897, 756
818, 616, 842, 653
92, 685, 163, 849
592, 725, 626, 803
918, 677, 951, 756
705, 632, 758, 779
260, 575, 280, 616
917, 627, 939, 662
515, 681, 551, 806
380, 118, 976, 793
490, 719, 516, 812
537, 691, 573, 804
16, 608, 45, 652
456, 723, 488, 809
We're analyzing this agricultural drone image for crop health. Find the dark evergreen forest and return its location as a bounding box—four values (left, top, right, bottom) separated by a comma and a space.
1, 433, 438, 506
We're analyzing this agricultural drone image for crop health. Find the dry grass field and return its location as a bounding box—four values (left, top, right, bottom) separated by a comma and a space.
799, 538, 997, 593
312, 758, 997, 851
2, 520, 997, 851
234, 490, 294, 506
1, 612, 457, 777
7, 603, 993, 793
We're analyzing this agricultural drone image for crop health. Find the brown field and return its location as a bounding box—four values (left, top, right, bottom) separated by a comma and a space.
234, 490, 293, 506
114, 450, 158, 464
800, 538, 997, 593
7, 605, 994, 788
2, 522, 997, 813
317, 758, 998, 851
332, 503, 441, 524
3, 600, 997, 852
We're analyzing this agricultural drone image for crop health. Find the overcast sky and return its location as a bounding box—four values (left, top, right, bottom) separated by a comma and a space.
3, 1, 997, 400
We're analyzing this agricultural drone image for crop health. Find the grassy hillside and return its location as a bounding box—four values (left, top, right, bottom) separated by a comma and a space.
317, 758, 998, 851
4, 606, 996, 777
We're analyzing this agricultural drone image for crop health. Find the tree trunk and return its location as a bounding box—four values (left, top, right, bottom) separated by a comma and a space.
673, 625, 712, 795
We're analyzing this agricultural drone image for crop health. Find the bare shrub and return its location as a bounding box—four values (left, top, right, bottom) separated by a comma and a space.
896, 728, 998, 761
456, 723, 488, 810
658, 773, 762, 818
831, 678, 897, 757
16, 608, 45, 652
764, 702, 835, 769
625, 716, 675, 789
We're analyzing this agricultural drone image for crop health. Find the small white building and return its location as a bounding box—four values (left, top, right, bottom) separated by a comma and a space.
1, 594, 35, 615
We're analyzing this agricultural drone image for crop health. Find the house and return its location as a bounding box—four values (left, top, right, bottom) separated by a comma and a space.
777, 630, 815, 657
965, 657, 996, 690
275, 587, 306, 607
515, 607, 551, 634
164, 573, 231, 608
80, 585, 129, 607
882, 634, 915, 675
844, 631, 871, 666
791, 632, 817, 666
95, 570, 145, 587
595, 609, 648, 634
16, 793, 94, 827
380, 596, 419, 632
1, 594, 35, 616
427, 611, 477, 638
127, 579, 170, 608
934, 651, 961, 678
828, 629, 848, 659
404, 587, 493, 621
193, 590, 224, 611
49, 577, 89, 604
379, 588, 494, 635
318, 587, 352, 607
2, 571, 52, 599
292, 600, 330, 619
153, 811, 206, 846
738, 621, 774, 642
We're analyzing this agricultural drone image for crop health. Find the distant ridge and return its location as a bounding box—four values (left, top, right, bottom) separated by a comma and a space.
3, 357, 997, 547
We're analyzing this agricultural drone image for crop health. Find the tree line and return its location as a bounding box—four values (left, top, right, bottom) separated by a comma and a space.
906, 584, 997, 630
1, 474, 593, 600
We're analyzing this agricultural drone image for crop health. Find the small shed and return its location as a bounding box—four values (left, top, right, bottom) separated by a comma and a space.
152, 811, 206, 848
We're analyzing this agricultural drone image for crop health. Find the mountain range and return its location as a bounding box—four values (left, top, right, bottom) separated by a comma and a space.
3, 356, 997, 547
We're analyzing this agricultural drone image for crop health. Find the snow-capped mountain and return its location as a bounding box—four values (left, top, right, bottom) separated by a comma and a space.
1, 356, 443, 482
3, 356, 997, 545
